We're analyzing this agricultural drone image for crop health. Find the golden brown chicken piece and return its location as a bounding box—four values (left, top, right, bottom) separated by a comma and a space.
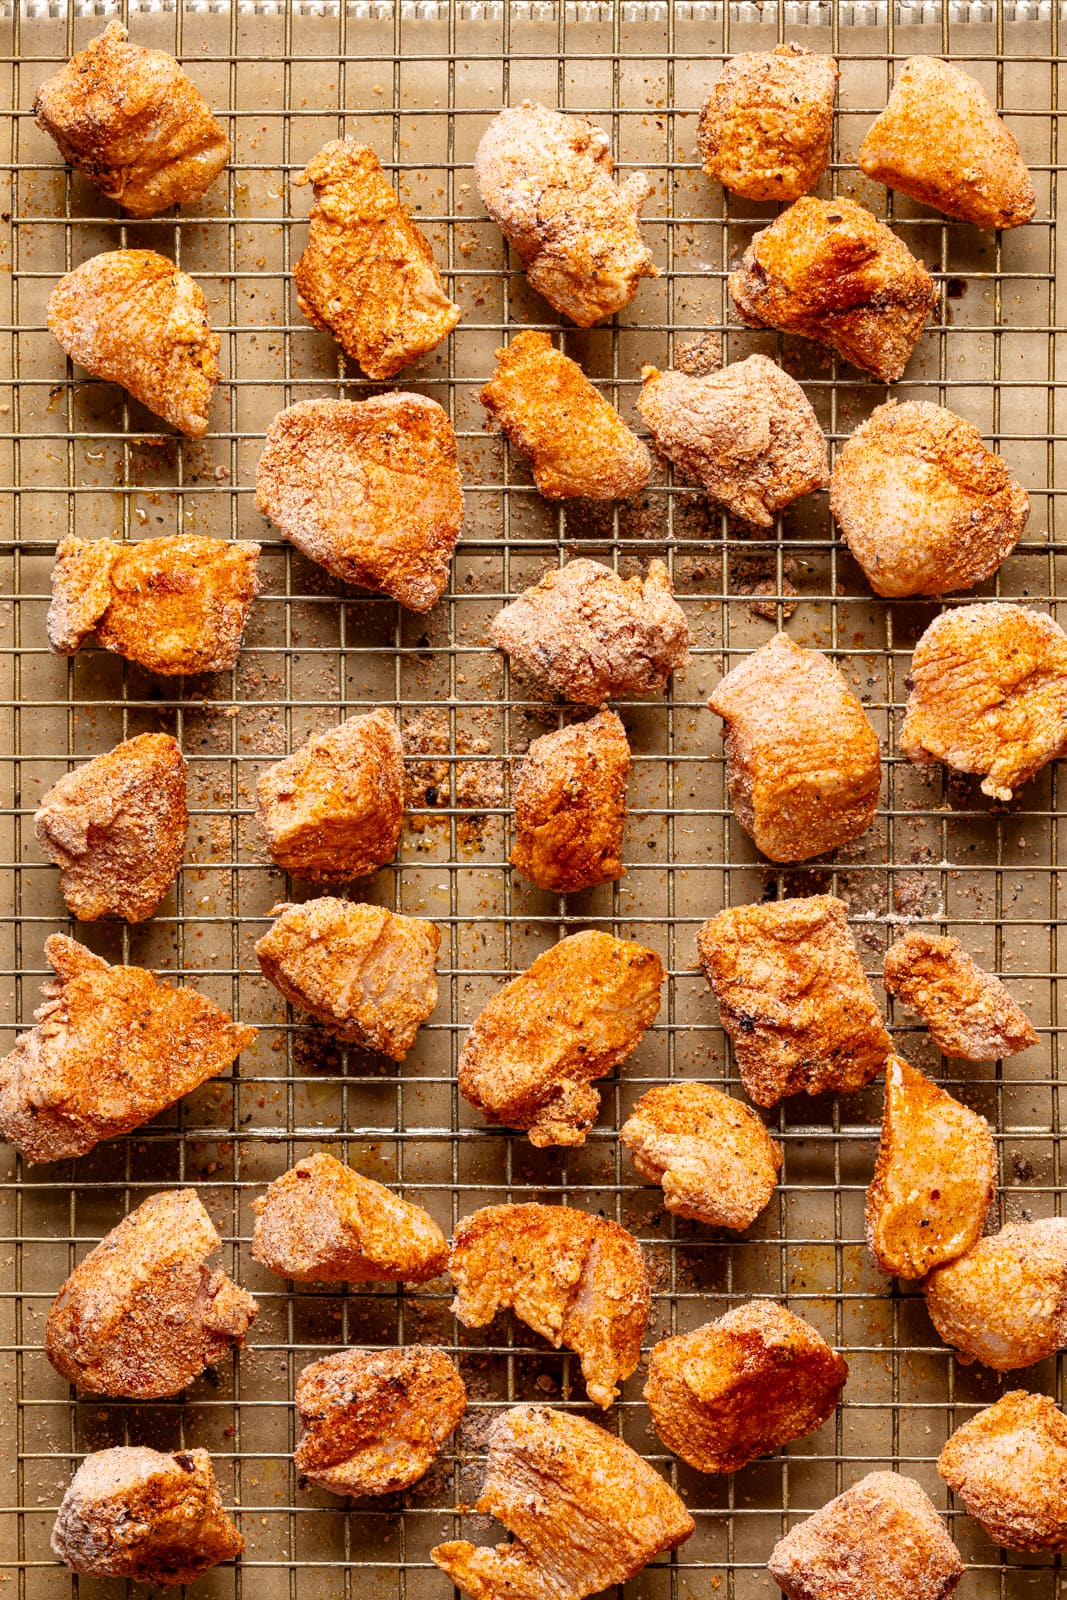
859, 56, 1036, 232
938, 1392, 1067, 1552
45, 1189, 256, 1398
768, 1471, 964, 1600
252, 1151, 447, 1284
923, 1218, 1067, 1371
728, 196, 936, 384
255, 899, 439, 1061
900, 603, 1067, 802
449, 1204, 649, 1409
255, 710, 404, 883
33, 23, 230, 217
295, 1345, 467, 1497
697, 45, 838, 202
646, 1301, 847, 1474
48, 250, 220, 436
293, 140, 460, 380
458, 929, 663, 1147
883, 930, 1036, 1061
491, 558, 691, 704
52, 1447, 242, 1587
510, 709, 630, 893
430, 1405, 694, 1600
0, 935, 255, 1164
474, 103, 657, 327
708, 632, 881, 863
255, 396, 464, 611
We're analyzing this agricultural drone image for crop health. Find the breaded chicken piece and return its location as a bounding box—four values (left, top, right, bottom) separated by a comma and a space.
474, 103, 657, 327
491, 558, 691, 704
255, 395, 464, 611
923, 1218, 1067, 1371
866, 1055, 996, 1280
252, 1150, 447, 1284
708, 632, 881, 862
33, 23, 230, 217
48, 250, 220, 436
52, 1447, 242, 1586
295, 1345, 466, 1497
48, 534, 260, 676
768, 1471, 963, 1600
431, 1405, 694, 1600
45, 1189, 256, 1398
0, 935, 255, 1164
510, 709, 630, 893
293, 140, 460, 380
900, 602, 1067, 802
859, 56, 1036, 232
457, 929, 663, 1147
255, 710, 404, 882
830, 401, 1029, 599
938, 1391, 1067, 1552
638, 355, 828, 528
698, 45, 838, 202
620, 1081, 781, 1229
646, 1301, 847, 1473
449, 1204, 649, 1409
255, 899, 439, 1061
728, 196, 936, 384
883, 930, 1036, 1060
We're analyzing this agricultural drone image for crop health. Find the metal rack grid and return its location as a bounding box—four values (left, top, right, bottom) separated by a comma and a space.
0, 1, 1064, 1596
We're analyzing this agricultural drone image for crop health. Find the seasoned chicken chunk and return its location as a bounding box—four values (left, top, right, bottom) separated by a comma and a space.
728, 196, 936, 383
33, 23, 230, 217
474, 103, 657, 327
883, 930, 1036, 1061
458, 929, 663, 1147
252, 1151, 447, 1284
491, 558, 690, 704
431, 1405, 694, 1600
255, 395, 464, 611
697, 45, 838, 202
449, 1203, 649, 1408
859, 56, 1036, 232
255, 899, 439, 1061
46, 1189, 256, 1398
708, 632, 881, 862
48, 534, 260, 676
938, 1391, 1067, 1552
923, 1218, 1067, 1371
48, 250, 220, 436
900, 602, 1067, 801
293, 140, 460, 380
0, 935, 255, 1164
510, 709, 630, 893
295, 1345, 466, 1497
52, 1447, 242, 1587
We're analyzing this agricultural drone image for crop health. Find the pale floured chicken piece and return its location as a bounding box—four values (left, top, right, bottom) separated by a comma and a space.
510, 708, 630, 893
728, 196, 936, 384
431, 1405, 694, 1600
697, 45, 839, 202
449, 1203, 649, 1409
33, 23, 230, 217
866, 1055, 996, 1280
646, 1301, 847, 1474
859, 56, 1036, 232
52, 1447, 242, 1586
923, 1217, 1067, 1371
491, 558, 691, 704
295, 1345, 467, 1497
457, 929, 663, 1147
255, 899, 439, 1061
48, 250, 220, 436
255, 709, 404, 882
0, 935, 255, 1164
708, 632, 881, 862
48, 534, 260, 676
938, 1391, 1067, 1552
883, 930, 1036, 1060
45, 1188, 256, 1398
293, 140, 460, 380
474, 103, 657, 327
252, 1151, 447, 1284
255, 396, 464, 611
900, 603, 1067, 801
